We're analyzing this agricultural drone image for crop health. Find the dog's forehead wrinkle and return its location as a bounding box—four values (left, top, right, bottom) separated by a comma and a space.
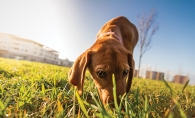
92, 46, 129, 70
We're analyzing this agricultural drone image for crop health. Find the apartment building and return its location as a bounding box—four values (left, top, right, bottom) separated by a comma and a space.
173, 75, 189, 84
134, 70, 138, 77
146, 71, 165, 80
0, 33, 60, 65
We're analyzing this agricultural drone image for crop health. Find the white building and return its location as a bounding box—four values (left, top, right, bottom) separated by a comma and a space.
0, 33, 60, 65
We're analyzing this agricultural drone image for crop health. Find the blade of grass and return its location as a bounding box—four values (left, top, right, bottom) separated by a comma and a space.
144, 95, 149, 118
135, 87, 140, 114
53, 77, 56, 87
90, 92, 110, 117
90, 92, 103, 110
118, 93, 126, 111
57, 99, 63, 115
83, 101, 99, 110
75, 90, 89, 118
73, 87, 76, 118
162, 78, 174, 95
0, 101, 5, 116
172, 98, 187, 118
125, 92, 130, 117
182, 79, 189, 92
41, 83, 45, 96
96, 88, 104, 107
112, 74, 124, 118
112, 74, 119, 110
168, 112, 174, 118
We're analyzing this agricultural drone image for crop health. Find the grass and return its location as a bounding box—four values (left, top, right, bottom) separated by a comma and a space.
0, 57, 195, 117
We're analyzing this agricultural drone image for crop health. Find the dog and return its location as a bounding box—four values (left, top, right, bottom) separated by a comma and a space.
68, 16, 138, 105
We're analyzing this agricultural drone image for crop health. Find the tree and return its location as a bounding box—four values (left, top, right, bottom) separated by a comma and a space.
137, 9, 159, 78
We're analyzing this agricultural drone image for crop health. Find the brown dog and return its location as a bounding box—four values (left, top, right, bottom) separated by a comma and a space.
68, 16, 138, 105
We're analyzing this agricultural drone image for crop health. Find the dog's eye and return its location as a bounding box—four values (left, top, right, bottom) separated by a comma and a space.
122, 69, 129, 77
97, 69, 107, 78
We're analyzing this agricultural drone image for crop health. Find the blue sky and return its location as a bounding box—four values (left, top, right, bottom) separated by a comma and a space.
0, 0, 194, 84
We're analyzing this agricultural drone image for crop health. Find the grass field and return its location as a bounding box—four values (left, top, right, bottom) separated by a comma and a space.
0, 57, 195, 118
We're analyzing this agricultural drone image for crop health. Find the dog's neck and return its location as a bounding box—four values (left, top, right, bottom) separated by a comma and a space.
97, 31, 123, 44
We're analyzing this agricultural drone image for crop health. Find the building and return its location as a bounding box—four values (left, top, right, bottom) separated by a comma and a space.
0, 33, 72, 66
134, 70, 138, 77
133, 70, 142, 78
58, 58, 74, 67
146, 71, 164, 80
173, 75, 189, 84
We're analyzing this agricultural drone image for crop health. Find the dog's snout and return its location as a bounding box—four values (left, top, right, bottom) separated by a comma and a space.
99, 86, 126, 106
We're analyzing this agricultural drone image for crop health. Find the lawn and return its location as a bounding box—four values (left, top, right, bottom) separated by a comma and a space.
0, 57, 194, 117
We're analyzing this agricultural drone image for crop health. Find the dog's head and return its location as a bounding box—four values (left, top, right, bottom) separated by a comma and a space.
68, 39, 134, 105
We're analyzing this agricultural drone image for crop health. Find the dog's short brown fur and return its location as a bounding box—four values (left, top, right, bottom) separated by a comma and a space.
68, 16, 138, 105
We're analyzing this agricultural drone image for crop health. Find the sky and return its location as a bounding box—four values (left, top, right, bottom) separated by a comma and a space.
0, 0, 195, 84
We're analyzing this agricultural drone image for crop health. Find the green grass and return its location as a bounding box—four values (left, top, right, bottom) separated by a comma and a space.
0, 57, 195, 117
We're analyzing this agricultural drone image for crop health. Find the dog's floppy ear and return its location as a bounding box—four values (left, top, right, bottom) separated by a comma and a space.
126, 53, 134, 93
68, 50, 91, 95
